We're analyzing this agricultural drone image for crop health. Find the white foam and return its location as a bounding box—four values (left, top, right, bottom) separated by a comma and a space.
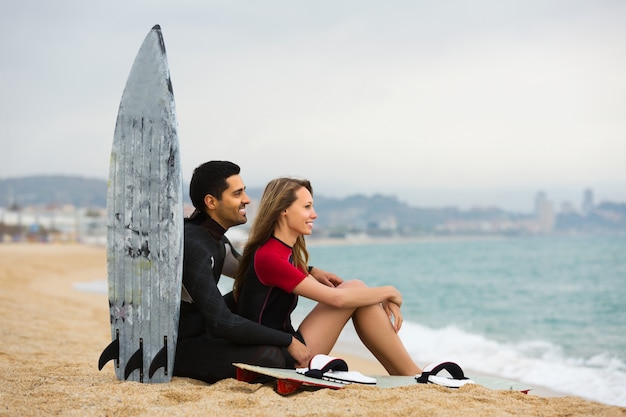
395, 321, 626, 407
331, 320, 626, 406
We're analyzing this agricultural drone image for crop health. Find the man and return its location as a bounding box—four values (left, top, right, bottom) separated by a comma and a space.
174, 161, 338, 383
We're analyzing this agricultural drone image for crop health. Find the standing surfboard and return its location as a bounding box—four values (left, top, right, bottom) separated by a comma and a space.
98, 25, 183, 383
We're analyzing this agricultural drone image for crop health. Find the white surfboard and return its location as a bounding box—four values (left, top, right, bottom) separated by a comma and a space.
98, 25, 183, 383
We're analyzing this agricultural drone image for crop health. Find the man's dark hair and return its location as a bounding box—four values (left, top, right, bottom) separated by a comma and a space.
189, 161, 241, 211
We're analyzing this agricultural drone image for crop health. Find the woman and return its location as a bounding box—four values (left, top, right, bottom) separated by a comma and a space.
234, 177, 421, 376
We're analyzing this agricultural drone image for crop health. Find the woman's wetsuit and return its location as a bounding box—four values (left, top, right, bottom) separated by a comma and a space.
236, 237, 307, 336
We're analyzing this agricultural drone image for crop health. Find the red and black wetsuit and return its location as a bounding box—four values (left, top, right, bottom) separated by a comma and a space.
237, 237, 307, 337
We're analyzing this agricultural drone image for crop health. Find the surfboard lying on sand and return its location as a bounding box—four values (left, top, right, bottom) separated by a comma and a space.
234, 363, 532, 395
235, 363, 348, 393
98, 24, 183, 383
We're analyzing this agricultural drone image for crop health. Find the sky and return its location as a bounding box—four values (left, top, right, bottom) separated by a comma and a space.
1, 1, 625, 212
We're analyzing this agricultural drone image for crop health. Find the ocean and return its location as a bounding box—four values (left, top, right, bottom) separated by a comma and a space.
295, 235, 626, 407
79, 234, 626, 407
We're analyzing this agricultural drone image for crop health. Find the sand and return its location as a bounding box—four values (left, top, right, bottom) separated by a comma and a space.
0, 243, 624, 417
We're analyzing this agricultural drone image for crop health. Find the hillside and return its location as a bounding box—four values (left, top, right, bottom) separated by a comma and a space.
0, 175, 530, 235
0, 176, 108, 208
1, 176, 624, 236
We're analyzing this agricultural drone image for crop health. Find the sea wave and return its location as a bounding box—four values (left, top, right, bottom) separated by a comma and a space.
336, 320, 626, 407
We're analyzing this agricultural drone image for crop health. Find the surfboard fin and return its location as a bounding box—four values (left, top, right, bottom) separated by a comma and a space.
124, 339, 144, 382
148, 336, 168, 378
98, 330, 120, 371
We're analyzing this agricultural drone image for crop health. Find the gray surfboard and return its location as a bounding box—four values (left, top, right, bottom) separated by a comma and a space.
98, 25, 183, 383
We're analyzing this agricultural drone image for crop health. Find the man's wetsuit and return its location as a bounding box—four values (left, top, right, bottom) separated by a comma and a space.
236, 237, 307, 336
173, 213, 294, 383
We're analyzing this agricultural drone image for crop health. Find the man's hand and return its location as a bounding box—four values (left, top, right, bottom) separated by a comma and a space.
309, 267, 343, 287
287, 337, 311, 368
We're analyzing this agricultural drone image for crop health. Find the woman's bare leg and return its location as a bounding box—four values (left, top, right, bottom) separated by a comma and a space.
297, 301, 355, 356
352, 303, 421, 375
298, 280, 421, 375
298, 280, 370, 355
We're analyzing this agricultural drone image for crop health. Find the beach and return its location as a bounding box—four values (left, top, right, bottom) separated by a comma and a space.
0, 244, 624, 417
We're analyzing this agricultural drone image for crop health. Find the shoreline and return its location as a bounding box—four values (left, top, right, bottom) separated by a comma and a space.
329, 347, 567, 399
1, 243, 623, 416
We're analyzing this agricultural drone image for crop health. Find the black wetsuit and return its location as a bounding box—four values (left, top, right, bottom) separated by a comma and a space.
173, 212, 295, 383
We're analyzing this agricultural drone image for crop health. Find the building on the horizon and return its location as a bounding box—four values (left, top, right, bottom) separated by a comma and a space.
560, 201, 576, 215
582, 188, 594, 215
0, 205, 106, 244
535, 191, 554, 233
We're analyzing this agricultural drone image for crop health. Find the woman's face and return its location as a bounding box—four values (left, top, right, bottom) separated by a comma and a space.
283, 186, 317, 236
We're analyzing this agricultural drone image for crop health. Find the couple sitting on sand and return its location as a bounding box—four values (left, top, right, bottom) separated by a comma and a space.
173, 161, 422, 382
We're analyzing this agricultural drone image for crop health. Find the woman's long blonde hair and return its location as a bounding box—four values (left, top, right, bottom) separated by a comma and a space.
234, 177, 312, 301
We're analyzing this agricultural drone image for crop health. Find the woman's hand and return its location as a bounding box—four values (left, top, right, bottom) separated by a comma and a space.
386, 286, 403, 307
382, 301, 403, 333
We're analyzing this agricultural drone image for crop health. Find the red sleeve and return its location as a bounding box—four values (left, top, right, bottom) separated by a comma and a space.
254, 240, 306, 293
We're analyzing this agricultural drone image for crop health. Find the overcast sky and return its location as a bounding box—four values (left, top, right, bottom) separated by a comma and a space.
1, 1, 625, 211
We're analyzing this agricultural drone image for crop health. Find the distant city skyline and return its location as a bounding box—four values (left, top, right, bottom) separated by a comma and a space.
2, 180, 622, 244
0, 174, 623, 215
314, 182, 624, 213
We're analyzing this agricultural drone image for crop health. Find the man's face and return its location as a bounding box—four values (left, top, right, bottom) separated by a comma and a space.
211, 174, 250, 229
